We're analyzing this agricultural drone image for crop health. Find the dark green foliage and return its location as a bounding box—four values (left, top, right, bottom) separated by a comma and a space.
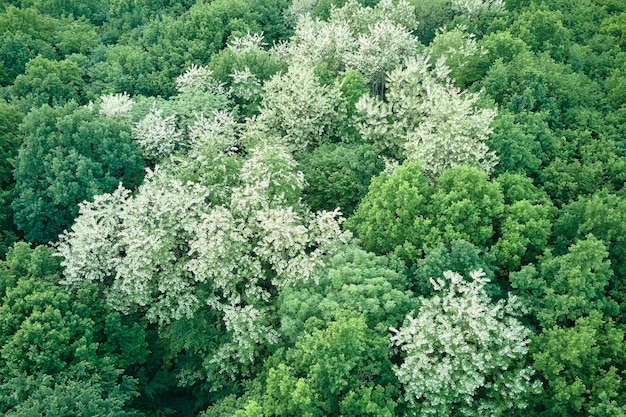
553, 192, 626, 289
0, 101, 22, 189
512, 236, 618, 328
0, 6, 101, 87
410, 239, 497, 297
9, 56, 87, 112
299, 143, 384, 216
408, 0, 454, 44
481, 51, 603, 130
12, 102, 144, 244
93, 0, 269, 97
0, 242, 145, 416
510, 8, 572, 62
278, 246, 414, 342
488, 110, 554, 177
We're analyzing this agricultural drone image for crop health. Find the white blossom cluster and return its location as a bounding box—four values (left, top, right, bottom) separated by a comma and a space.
285, 0, 419, 92
175, 64, 224, 95
99, 92, 133, 119
390, 270, 540, 416
226, 32, 267, 53
132, 105, 183, 161
451, 0, 505, 19
57, 136, 351, 371
357, 56, 497, 180
253, 63, 344, 152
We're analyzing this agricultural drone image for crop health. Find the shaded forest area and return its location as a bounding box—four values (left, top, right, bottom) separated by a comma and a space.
2, 0, 626, 415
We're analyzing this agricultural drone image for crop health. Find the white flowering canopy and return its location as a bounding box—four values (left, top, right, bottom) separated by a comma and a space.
357, 56, 497, 180
57, 116, 351, 371
391, 270, 540, 416
99, 92, 133, 119
284, 0, 420, 92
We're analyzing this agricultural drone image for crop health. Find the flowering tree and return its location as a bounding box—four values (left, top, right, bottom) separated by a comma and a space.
284, 0, 420, 93
253, 63, 344, 152
356, 56, 497, 180
391, 269, 539, 417
57, 113, 351, 377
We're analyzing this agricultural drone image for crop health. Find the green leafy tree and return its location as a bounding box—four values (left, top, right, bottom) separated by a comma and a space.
511, 237, 626, 415
0, 243, 145, 416
346, 161, 434, 261
9, 56, 87, 112
348, 164, 504, 263
278, 246, 414, 343
481, 50, 602, 130
298, 142, 384, 215
12, 101, 145, 244
510, 8, 572, 62
0, 101, 23, 257
552, 192, 626, 293
234, 313, 400, 417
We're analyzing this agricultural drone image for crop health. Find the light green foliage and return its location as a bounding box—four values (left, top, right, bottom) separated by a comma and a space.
348, 164, 504, 263
426, 166, 504, 247
511, 237, 626, 415
253, 63, 344, 152
0, 243, 144, 416
357, 56, 497, 178
346, 161, 434, 261
243, 314, 398, 417
530, 312, 626, 416
391, 270, 538, 417
258, 247, 411, 412
12, 101, 145, 244
298, 142, 384, 215
492, 199, 554, 273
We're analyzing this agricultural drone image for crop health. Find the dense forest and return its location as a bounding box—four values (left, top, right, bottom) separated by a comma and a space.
1, 0, 626, 415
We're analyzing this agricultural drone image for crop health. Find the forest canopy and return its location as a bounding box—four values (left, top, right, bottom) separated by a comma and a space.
1, 0, 626, 415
